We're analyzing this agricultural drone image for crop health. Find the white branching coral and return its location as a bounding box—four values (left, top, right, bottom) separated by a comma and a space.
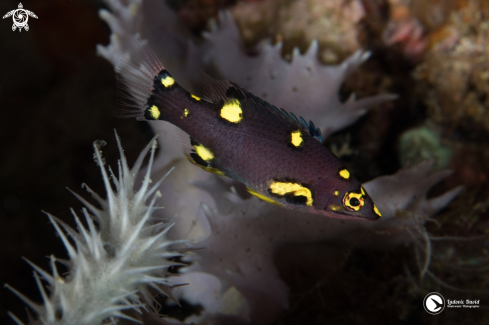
6, 131, 188, 325
97, 0, 200, 90
97, 0, 143, 67
203, 11, 397, 137
363, 159, 463, 236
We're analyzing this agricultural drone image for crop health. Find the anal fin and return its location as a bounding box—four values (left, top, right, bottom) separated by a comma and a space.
246, 187, 282, 206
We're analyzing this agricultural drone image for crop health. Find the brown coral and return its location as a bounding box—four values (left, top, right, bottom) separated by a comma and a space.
231, 0, 366, 63
413, 0, 489, 135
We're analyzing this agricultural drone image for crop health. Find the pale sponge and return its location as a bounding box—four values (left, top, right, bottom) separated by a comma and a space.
6, 131, 188, 325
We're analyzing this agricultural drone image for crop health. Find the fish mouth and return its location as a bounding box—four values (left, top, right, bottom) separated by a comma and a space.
330, 209, 380, 221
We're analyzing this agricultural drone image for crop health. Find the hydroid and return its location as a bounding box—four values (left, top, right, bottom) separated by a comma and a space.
6, 130, 188, 325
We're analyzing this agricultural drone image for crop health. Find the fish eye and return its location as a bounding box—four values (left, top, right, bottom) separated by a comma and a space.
349, 197, 360, 207
342, 191, 365, 212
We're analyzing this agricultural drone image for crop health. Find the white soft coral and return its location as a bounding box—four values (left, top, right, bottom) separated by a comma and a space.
203, 11, 397, 137
6, 131, 188, 325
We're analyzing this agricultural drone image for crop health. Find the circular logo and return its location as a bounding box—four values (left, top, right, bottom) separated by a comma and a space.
423, 292, 445, 315
14, 10, 28, 27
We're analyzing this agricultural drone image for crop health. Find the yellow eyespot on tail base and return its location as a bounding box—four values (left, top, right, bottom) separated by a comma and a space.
191, 94, 201, 101
373, 204, 382, 217
161, 76, 175, 88
269, 181, 313, 206
194, 144, 214, 161
339, 169, 350, 180
220, 99, 243, 123
290, 130, 303, 147
181, 108, 189, 118
334, 190, 339, 196
246, 187, 282, 206
149, 105, 161, 119
342, 191, 365, 212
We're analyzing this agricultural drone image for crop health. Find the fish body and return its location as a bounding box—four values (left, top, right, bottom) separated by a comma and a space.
116, 42, 381, 221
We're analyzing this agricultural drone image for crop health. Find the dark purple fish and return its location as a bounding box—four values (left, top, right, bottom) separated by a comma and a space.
115, 41, 381, 221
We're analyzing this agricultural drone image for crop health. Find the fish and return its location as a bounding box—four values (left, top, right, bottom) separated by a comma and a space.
115, 41, 381, 221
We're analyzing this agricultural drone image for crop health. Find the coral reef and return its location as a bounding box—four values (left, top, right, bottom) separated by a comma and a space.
76, 0, 489, 324
230, 0, 366, 63
383, 0, 456, 61
4, 0, 488, 322
413, 0, 489, 135
6, 132, 188, 324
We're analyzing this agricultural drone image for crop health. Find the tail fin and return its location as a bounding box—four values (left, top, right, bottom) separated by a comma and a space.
115, 40, 166, 121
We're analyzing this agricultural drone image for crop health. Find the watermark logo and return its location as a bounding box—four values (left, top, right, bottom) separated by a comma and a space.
2, 3, 38, 32
446, 298, 480, 309
423, 292, 445, 315
424, 292, 481, 314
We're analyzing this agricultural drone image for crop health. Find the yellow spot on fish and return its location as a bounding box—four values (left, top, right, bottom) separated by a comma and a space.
194, 144, 214, 161
246, 187, 282, 206
191, 94, 201, 101
290, 130, 303, 147
181, 108, 189, 118
361, 186, 366, 195
342, 191, 364, 212
373, 204, 382, 217
269, 182, 313, 206
339, 169, 350, 180
334, 190, 339, 196
149, 105, 161, 119
161, 76, 175, 88
220, 99, 243, 123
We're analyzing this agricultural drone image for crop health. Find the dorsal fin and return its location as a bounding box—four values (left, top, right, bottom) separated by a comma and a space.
202, 73, 239, 104
237, 86, 323, 143
202, 73, 323, 143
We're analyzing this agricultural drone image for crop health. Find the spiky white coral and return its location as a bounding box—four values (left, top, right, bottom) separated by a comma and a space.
6, 131, 188, 325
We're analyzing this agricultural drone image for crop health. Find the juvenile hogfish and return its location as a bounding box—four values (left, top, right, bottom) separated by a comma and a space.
116, 41, 381, 221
